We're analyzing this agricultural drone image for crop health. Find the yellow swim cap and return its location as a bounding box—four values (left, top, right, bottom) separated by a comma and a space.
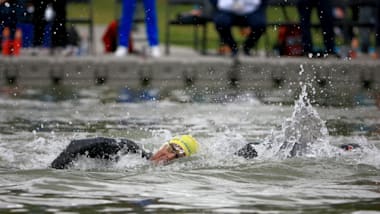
169, 135, 199, 157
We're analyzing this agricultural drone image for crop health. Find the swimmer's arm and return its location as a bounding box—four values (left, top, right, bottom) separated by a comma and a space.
51, 137, 124, 169
119, 139, 153, 159
51, 137, 152, 169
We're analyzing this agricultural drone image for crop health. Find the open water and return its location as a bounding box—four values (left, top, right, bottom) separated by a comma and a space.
0, 83, 379, 213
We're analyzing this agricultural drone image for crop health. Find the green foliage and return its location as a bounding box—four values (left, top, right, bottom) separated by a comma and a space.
67, 0, 116, 24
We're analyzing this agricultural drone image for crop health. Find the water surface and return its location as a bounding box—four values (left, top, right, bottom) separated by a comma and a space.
0, 85, 379, 213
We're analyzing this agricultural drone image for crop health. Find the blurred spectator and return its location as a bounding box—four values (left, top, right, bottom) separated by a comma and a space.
17, 0, 34, 49
333, 3, 376, 58
357, 6, 372, 54
346, 1, 380, 59
1, 0, 18, 41
0, 0, 23, 55
375, 3, 380, 59
297, 0, 336, 57
32, 0, 67, 55
212, 0, 267, 57
115, 0, 161, 58
347, 5, 376, 58
331, 5, 357, 58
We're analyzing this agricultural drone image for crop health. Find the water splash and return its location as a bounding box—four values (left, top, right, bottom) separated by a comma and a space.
253, 83, 379, 167
257, 84, 333, 159
0, 135, 70, 169
0, 84, 379, 170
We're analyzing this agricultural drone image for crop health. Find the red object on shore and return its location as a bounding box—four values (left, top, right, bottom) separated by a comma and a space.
1, 27, 11, 55
1, 28, 22, 56
1, 40, 12, 56
102, 20, 134, 53
278, 24, 303, 56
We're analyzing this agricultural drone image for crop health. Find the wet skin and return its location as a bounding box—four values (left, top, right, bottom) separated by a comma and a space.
150, 144, 185, 164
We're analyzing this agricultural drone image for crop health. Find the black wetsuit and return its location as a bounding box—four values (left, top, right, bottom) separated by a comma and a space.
51, 137, 152, 169
51, 137, 259, 169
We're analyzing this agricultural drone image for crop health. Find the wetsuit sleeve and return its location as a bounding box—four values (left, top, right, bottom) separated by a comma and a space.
119, 139, 153, 160
235, 143, 258, 159
51, 137, 125, 169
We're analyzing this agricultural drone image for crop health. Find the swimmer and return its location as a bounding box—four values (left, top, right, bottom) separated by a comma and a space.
235, 142, 362, 159
339, 143, 361, 151
51, 134, 361, 169
51, 135, 199, 169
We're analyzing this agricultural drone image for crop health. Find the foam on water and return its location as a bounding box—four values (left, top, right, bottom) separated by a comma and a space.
0, 85, 379, 171
337, 136, 380, 168
190, 83, 380, 170
249, 84, 379, 169
0, 132, 89, 170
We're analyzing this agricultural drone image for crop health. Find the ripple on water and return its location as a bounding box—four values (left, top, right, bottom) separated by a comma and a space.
1, 85, 380, 212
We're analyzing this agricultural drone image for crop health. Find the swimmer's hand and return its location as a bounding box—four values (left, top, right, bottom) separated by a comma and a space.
235, 143, 258, 159
150, 144, 177, 164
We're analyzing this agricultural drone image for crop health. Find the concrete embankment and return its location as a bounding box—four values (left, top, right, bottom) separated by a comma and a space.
1, 56, 379, 105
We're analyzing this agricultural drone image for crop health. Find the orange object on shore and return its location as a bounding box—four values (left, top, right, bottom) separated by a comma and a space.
13, 29, 23, 56
1, 27, 11, 55
218, 44, 231, 55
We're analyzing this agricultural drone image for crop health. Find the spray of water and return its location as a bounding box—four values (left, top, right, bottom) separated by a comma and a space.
250, 71, 379, 168
0, 78, 379, 170
247, 84, 331, 160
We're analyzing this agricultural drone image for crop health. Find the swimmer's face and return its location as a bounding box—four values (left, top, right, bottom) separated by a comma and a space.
150, 143, 185, 164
